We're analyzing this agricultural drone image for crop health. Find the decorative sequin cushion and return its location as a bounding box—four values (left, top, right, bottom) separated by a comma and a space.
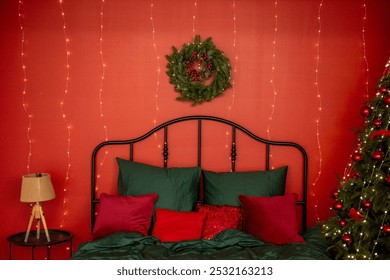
196, 203, 242, 240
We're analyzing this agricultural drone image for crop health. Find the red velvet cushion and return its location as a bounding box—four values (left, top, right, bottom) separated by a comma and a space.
152, 208, 206, 242
239, 193, 305, 244
92, 193, 158, 240
196, 203, 242, 239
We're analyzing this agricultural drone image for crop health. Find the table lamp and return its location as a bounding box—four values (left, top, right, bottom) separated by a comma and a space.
20, 173, 55, 242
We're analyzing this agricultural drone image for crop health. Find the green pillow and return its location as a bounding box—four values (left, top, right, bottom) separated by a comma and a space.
203, 166, 288, 206
117, 158, 201, 211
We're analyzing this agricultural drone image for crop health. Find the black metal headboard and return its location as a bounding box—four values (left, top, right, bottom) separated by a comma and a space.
91, 115, 308, 231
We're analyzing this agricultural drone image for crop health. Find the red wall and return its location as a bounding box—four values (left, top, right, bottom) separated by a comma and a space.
0, 0, 389, 259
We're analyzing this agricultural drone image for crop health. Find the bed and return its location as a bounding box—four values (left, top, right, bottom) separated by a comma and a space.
72, 115, 331, 260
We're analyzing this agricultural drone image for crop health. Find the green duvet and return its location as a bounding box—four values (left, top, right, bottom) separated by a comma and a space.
72, 226, 330, 260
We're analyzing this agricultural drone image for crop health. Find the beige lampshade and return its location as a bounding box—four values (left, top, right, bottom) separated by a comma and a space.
20, 173, 55, 203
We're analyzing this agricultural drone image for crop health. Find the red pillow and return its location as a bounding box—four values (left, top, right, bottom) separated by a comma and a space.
239, 193, 305, 245
196, 203, 242, 239
152, 208, 206, 242
92, 193, 158, 240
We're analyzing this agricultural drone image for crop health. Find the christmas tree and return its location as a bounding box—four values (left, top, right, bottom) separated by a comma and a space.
322, 59, 390, 259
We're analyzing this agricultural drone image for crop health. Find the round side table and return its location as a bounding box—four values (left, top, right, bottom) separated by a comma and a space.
7, 229, 73, 260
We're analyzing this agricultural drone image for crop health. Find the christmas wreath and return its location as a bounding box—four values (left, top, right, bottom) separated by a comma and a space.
166, 35, 231, 105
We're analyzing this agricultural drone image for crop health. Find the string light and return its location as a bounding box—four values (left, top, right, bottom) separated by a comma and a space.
225, 0, 238, 150
59, 0, 71, 228
150, 2, 161, 149
192, 1, 197, 37
266, 0, 278, 144
361, 1, 369, 100
95, 0, 109, 195
18, 1, 32, 173
312, 0, 324, 222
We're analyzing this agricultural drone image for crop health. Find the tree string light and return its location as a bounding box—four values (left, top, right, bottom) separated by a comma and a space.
312, 0, 324, 222
150, 2, 162, 149
18, 1, 33, 174
266, 0, 278, 144
58, 0, 71, 230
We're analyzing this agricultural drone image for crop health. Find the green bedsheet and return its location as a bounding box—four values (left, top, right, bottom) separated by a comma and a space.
72, 226, 331, 260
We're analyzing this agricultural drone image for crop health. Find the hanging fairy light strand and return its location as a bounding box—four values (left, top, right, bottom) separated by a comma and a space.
150, 2, 162, 149
95, 0, 110, 196
266, 0, 278, 143
342, 1, 370, 180
18, 1, 32, 174
225, 0, 238, 151
312, 0, 324, 222
361, 1, 369, 101
58, 0, 71, 230
192, 1, 197, 37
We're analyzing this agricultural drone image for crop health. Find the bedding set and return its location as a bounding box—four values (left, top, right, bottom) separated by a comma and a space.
72, 159, 330, 260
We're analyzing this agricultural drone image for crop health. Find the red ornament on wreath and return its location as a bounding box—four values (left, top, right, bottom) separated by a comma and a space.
360, 105, 372, 117
333, 201, 343, 211
387, 175, 390, 184
383, 224, 390, 234
341, 234, 353, 244
372, 150, 384, 161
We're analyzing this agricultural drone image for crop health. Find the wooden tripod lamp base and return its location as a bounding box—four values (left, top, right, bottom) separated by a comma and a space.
24, 202, 51, 243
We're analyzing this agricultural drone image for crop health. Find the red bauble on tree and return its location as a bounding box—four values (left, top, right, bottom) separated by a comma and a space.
352, 152, 363, 162
379, 86, 388, 94
372, 150, 384, 161
387, 175, 390, 185
360, 105, 372, 117
331, 189, 339, 199
383, 224, 390, 234
349, 207, 364, 221
362, 200, 372, 209
373, 119, 382, 127
341, 234, 353, 244
339, 219, 347, 227
384, 94, 390, 106
333, 201, 343, 211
